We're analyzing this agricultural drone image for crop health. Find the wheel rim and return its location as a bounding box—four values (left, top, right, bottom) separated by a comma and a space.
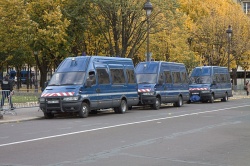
82, 105, 87, 114
211, 95, 214, 102
156, 98, 160, 108
121, 101, 126, 113
179, 97, 183, 106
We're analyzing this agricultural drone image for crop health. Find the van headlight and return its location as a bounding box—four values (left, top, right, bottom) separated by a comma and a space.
143, 92, 154, 95
201, 90, 210, 93
63, 97, 79, 101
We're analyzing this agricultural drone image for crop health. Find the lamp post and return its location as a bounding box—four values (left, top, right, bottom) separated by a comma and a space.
143, 0, 153, 62
34, 51, 38, 92
226, 25, 232, 71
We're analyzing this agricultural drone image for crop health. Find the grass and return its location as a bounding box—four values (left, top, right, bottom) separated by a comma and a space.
10, 87, 41, 103
12, 95, 39, 103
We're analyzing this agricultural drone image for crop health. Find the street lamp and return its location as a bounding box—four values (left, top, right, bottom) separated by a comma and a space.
33, 51, 38, 92
226, 25, 232, 71
143, 0, 153, 62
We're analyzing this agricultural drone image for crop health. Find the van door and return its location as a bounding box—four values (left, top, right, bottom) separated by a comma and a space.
96, 67, 112, 109
211, 74, 219, 99
163, 70, 175, 102
171, 71, 182, 102
110, 67, 126, 107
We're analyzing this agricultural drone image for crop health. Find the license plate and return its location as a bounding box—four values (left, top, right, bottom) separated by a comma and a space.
47, 100, 59, 104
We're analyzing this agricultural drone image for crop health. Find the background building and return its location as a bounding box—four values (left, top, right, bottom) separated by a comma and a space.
234, 0, 250, 14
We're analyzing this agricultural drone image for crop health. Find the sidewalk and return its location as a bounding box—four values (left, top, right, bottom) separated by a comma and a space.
0, 107, 44, 124
0, 94, 249, 124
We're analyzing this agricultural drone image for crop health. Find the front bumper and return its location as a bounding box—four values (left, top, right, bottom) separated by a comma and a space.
138, 93, 156, 105
40, 97, 82, 113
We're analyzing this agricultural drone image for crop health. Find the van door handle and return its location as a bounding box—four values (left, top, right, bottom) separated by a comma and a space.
96, 89, 100, 93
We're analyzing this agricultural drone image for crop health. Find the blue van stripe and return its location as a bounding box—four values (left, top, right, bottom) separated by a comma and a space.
155, 90, 189, 93
82, 91, 138, 98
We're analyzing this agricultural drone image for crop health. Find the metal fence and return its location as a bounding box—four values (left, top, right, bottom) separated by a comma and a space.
0, 89, 41, 109
1, 86, 247, 109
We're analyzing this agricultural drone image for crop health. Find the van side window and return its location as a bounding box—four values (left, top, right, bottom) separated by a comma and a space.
172, 71, 181, 84
126, 69, 136, 84
181, 72, 188, 83
220, 74, 230, 83
158, 73, 164, 84
110, 68, 125, 84
220, 74, 225, 83
97, 68, 110, 84
215, 74, 221, 83
164, 71, 172, 83
226, 74, 230, 83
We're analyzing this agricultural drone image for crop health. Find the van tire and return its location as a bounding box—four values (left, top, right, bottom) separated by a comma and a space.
79, 102, 89, 118
152, 97, 161, 110
221, 93, 228, 102
44, 112, 54, 119
114, 99, 127, 114
174, 96, 183, 107
209, 94, 214, 103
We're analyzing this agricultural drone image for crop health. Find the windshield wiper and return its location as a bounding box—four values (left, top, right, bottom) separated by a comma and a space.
48, 84, 60, 86
61, 83, 74, 85
139, 82, 151, 84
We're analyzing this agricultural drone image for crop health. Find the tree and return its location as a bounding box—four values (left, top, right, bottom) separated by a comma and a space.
27, 0, 70, 89
0, 0, 34, 89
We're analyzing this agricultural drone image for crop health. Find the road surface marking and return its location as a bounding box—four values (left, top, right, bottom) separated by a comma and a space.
0, 104, 249, 147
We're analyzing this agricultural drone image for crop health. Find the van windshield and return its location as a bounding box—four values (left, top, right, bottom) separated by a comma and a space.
190, 76, 212, 84
48, 72, 85, 85
137, 74, 157, 84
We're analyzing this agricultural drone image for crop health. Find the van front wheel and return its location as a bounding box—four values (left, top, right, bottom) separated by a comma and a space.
174, 96, 183, 107
209, 94, 214, 103
152, 97, 161, 110
221, 93, 228, 102
44, 111, 54, 119
114, 99, 127, 114
79, 102, 89, 118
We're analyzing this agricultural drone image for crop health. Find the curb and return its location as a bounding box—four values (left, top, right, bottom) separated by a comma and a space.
0, 116, 43, 124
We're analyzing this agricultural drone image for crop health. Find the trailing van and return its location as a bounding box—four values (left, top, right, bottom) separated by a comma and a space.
188, 66, 232, 103
135, 61, 190, 109
39, 56, 139, 119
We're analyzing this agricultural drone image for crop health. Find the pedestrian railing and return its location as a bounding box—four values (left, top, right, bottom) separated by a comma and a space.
0, 90, 17, 115
9, 89, 41, 108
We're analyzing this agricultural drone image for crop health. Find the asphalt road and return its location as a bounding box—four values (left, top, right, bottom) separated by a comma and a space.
0, 98, 250, 166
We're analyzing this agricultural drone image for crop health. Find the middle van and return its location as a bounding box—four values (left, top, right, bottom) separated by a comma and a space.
135, 61, 190, 109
